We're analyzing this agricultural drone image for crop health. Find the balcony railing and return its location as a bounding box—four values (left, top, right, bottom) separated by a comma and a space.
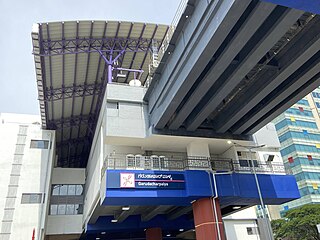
101, 155, 288, 176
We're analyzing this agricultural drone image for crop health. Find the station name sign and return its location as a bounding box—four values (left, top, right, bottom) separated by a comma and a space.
120, 172, 185, 189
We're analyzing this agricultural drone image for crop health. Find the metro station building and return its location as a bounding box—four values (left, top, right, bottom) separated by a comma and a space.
2, 0, 320, 239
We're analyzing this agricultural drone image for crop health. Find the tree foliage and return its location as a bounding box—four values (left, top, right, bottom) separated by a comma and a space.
271, 204, 320, 240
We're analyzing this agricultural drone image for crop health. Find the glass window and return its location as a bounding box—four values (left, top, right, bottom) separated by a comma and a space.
66, 204, 75, 215
52, 186, 60, 196
75, 185, 83, 195
239, 160, 258, 167
30, 140, 49, 149
21, 193, 42, 204
50, 205, 58, 215
58, 204, 66, 215
75, 204, 83, 214
68, 185, 76, 195
59, 185, 68, 195
247, 227, 259, 235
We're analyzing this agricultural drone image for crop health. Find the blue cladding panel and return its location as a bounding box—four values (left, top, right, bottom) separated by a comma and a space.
104, 170, 300, 206
87, 215, 194, 234
261, 0, 320, 14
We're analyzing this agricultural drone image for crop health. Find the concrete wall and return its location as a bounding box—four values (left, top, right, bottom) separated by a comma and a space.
46, 168, 85, 236
83, 125, 104, 226
51, 168, 85, 185
0, 113, 55, 240
46, 215, 83, 235
224, 219, 260, 240
106, 84, 148, 138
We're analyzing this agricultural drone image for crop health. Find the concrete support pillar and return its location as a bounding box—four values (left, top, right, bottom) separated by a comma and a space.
192, 198, 226, 240
146, 227, 162, 240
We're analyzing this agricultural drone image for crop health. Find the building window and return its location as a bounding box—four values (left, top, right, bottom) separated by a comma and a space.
52, 184, 83, 196
239, 159, 258, 168
30, 140, 49, 149
247, 227, 259, 235
50, 184, 84, 215
21, 193, 43, 204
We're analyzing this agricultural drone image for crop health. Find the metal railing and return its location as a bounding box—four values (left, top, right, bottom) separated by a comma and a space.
157, 0, 188, 62
101, 154, 287, 176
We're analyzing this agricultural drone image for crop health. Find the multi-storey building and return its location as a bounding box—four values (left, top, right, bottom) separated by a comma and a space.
8, 0, 320, 238
273, 89, 320, 216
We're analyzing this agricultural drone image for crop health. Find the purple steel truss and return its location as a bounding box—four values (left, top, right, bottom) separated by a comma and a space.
36, 37, 160, 57
37, 26, 161, 167
47, 114, 95, 131
44, 83, 103, 101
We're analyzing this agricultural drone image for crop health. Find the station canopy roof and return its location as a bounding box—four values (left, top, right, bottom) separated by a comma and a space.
32, 20, 169, 167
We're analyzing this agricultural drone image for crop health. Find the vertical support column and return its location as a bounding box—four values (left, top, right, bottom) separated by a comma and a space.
192, 198, 226, 240
146, 227, 162, 240
108, 64, 113, 84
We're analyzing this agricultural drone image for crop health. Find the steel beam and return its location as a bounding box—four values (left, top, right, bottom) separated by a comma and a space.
56, 136, 91, 148
44, 83, 103, 101
47, 114, 95, 130
186, 7, 303, 131
246, 70, 320, 135
233, 52, 320, 134
215, 15, 320, 133
36, 37, 158, 57
168, 1, 276, 130
124, 24, 146, 83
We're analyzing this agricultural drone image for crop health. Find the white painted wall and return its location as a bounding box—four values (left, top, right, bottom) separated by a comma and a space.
46, 215, 83, 235
83, 125, 103, 226
224, 219, 260, 240
0, 113, 55, 240
254, 123, 281, 148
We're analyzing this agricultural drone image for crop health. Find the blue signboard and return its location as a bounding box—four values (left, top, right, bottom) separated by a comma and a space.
108, 171, 185, 189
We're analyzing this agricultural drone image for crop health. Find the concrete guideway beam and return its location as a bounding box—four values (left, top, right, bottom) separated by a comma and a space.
215, 16, 320, 133
168, 1, 276, 130
236, 52, 320, 134
148, 0, 252, 129
246, 71, 320, 134
186, 7, 304, 131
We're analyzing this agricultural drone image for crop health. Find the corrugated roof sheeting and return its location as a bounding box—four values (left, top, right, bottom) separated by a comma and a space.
32, 20, 168, 167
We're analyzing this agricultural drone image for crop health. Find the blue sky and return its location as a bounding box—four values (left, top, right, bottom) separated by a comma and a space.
0, 0, 180, 115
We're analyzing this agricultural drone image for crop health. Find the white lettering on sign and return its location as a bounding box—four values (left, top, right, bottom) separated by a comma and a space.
137, 174, 173, 180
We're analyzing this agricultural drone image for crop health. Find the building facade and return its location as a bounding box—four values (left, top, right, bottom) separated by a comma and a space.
274, 88, 320, 216
0, 108, 297, 240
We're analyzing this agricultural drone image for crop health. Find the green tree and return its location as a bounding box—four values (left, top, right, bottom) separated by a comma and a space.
271, 204, 320, 240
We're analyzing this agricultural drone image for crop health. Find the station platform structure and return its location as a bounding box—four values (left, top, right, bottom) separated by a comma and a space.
29, 0, 320, 239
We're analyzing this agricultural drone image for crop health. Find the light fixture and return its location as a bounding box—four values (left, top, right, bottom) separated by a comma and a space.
122, 206, 130, 211
111, 219, 118, 223
179, 229, 184, 232
168, 52, 171, 55
166, 234, 171, 237
186, 15, 189, 18
101, 232, 106, 235
233, 206, 241, 210
227, 140, 232, 144
96, 238, 100, 240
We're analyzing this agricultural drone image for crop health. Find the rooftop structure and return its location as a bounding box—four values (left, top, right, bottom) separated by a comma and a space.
32, 21, 168, 167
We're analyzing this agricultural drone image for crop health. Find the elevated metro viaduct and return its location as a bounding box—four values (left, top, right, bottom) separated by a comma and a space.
31, 0, 320, 239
